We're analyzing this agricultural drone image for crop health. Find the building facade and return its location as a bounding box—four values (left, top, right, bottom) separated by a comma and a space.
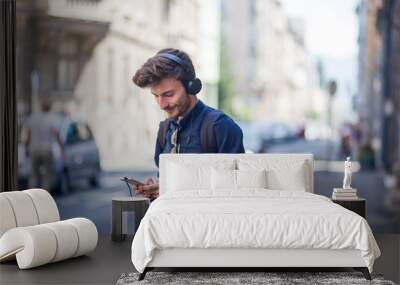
357, 0, 400, 173
221, 0, 326, 125
16, 0, 221, 171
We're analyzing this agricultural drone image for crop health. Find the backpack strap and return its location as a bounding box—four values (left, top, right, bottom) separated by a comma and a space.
157, 119, 170, 151
200, 110, 219, 153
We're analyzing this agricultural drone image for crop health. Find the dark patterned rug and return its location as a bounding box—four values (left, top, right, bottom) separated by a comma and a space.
116, 271, 396, 285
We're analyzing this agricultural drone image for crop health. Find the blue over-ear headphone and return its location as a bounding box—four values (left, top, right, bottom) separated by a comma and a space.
157, 53, 202, 95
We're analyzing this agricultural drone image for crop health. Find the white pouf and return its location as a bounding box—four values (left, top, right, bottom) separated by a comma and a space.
0, 189, 98, 269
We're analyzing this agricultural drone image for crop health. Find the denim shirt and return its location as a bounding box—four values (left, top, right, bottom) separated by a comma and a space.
154, 100, 245, 168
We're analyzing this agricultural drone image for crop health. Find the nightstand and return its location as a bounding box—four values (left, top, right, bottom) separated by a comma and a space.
332, 198, 366, 218
111, 197, 150, 242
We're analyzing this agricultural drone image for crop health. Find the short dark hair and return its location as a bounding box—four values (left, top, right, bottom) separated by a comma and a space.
132, 48, 196, 88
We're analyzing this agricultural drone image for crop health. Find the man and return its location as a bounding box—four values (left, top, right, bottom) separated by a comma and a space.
25, 98, 64, 191
132, 48, 244, 198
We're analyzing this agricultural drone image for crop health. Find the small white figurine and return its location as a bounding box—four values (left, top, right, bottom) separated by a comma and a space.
343, 157, 352, 189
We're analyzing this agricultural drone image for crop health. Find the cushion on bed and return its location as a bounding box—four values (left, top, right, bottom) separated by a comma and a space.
236, 169, 267, 189
237, 158, 308, 191
166, 160, 235, 192
211, 168, 267, 190
211, 168, 236, 190
160, 154, 314, 194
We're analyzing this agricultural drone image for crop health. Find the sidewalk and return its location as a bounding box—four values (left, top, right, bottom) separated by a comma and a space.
54, 170, 157, 235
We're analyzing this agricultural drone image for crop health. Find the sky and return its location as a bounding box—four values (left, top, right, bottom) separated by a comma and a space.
280, 0, 359, 59
280, 0, 360, 125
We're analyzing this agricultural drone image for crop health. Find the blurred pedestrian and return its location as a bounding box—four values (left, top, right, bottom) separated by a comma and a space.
359, 140, 375, 170
340, 123, 353, 159
352, 118, 375, 170
25, 97, 64, 191
296, 125, 306, 139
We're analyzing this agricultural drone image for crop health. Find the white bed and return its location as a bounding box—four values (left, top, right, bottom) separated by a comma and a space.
131, 154, 380, 280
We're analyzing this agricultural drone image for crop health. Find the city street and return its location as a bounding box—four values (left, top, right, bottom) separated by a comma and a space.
54, 168, 400, 235
54, 170, 157, 235
266, 139, 341, 161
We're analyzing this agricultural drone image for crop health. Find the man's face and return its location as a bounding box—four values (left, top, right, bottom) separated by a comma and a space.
150, 77, 191, 119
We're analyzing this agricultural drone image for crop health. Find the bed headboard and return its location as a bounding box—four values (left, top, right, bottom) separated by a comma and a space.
159, 153, 314, 195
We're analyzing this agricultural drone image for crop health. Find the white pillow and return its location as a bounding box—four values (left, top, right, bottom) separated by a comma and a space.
211, 168, 236, 190
236, 169, 267, 189
211, 169, 267, 190
238, 159, 308, 191
266, 167, 306, 191
167, 162, 209, 191
167, 160, 235, 192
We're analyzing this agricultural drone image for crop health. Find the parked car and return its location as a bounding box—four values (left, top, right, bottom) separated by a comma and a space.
252, 121, 298, 153
18, 117, 101, 194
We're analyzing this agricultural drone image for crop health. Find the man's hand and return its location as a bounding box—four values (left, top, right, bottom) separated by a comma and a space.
134, 178, 159, 199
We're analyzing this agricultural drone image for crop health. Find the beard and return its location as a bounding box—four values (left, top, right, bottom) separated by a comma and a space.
163, 104, 181, 118
164, 97, 192, 119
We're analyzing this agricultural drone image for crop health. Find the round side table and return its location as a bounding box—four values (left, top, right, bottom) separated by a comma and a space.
111, 196, 150, 242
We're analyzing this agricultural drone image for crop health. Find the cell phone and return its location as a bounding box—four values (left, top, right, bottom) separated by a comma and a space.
120, 177, 145, 186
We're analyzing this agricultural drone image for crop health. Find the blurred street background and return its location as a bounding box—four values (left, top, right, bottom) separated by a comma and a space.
16, 0, 400, 234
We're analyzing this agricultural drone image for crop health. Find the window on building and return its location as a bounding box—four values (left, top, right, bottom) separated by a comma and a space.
66, 122, 93, 144
123, 53, 131, 103
162, 0, 172, 23
57, 38, 78, 91
107, 48, 114, 103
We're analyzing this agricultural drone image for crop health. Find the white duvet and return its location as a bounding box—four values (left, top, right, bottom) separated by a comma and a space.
131, 190, 380, 273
